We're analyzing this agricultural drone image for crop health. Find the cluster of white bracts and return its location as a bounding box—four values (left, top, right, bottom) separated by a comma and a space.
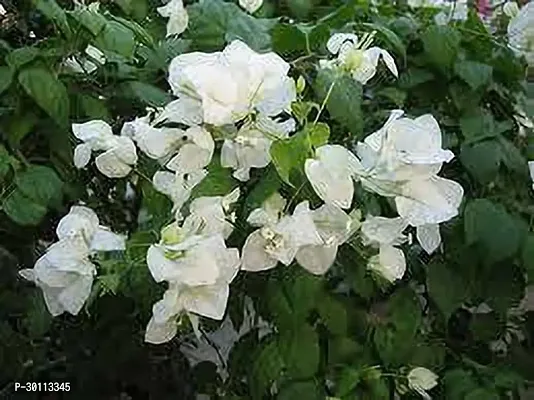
305, 110, 464, 281
507, 1, 534, 66
144, 189, 241, 344
19, 206, 125, 316
55, 32, 466, 343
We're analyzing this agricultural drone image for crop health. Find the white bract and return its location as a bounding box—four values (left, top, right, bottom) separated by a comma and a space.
322, 32, 398, 85
19, 206, 125, 316
434, 0, 468, 25
241, 198, 323, 272
64, 45, 106, 74
72, 120, 138, 178
407, 367, 438, 400
503, 2, 520, 18
152, 169, 207, 217
157, 0, 188, 37
221, 115, 295, 181
184, 187, 241, 239
145, 220, 240, 344
361, 215, 408, 282
239, 0, 263, 13
508, 1, 534, 66
168, 40, 296, 127
295, 203, 359, 275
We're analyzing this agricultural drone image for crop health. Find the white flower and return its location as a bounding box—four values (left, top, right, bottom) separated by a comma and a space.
295, 203, 357, 275
241, 201, 323, 272
508, 1, 534, 65
221, 115, 295, 181
168, 40, 296, 126
152, 169, 207, 216
184, 188, 241, 239
529, 161, 534, 190
407, 367, 438, 400
72, 120, 138, 178
305, 145, 364, 209
19, 206, 125, 316
157, 0, 188, 37
165, 126, 215, 175
407, 0, 444, 7
239, 0, 263, 13
145, 222, 240, 344
416, 224, 441, 254
246, 192, 287, 227
152, 97, 204, 127
64, 45, 106, 74
434, 0, 469, 25
325, 32, 398, 85
361, 215, 408, 282
504, 2, 520, 18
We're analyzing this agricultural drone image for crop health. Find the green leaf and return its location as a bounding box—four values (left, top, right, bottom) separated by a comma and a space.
271, 23, 307, 58
317, 294, 347, 336
23, 292, 52, 338
314, 69, 363, 137
6, 111, 39, 148
191, 158, 237, 198
0, 67, 13, 95
362, 22, 406, 62
245, 166, 281, 212
444, 369, 479, 400
95, 21, 136, 58
464, 199, 526, 264
270, 130, 311, 186
2, 190, 47, 226
0, 145, 14, 179
459, 109, 498, 144
306, 122, 330, 147
278, 324, 319, 379
460, 140, 501, 184
6, 47, 40, 70
122, 81, 173, 107
33, 0, 72, 37
15, 165, 63, 206
421, 25, 460, 71
483, 263, 525, 314
75, 94, 111, 121
291, 101, 319, 125
277, 381, 322, 400
465, 388, 499, 400
113, 0, 149, 21
18, 67, 70, 127
498, 137, 528, 175
427, 263, 468, 320
454, 60, 493, 90
249, 338, 284, 399
70, 6, 107, 36
398, 68, 434, 89
186, 0, 276, 52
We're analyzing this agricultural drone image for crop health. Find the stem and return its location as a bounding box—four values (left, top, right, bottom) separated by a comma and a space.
313, 77, 337, 125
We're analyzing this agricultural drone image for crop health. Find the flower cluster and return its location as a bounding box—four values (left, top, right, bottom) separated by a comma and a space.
507, 1, 534, 66
19, 206, 125, 316
59, 34, 465, 344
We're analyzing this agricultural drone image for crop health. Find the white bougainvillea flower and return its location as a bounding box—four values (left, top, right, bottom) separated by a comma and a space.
56, 205, 126, 252
64, 45, 105, 74
165, 126, 215, 175
361, 215, 409, 282
368, 245, 406, 283
121, 114, 185, 161
147, 222, 240, 286
168, 40, 295, 126
508, 1, 534, 65
241, 201, 323, 272
407, 0, 444, 7
152, 97, 204, 127
305, 145, 364, 209
153, 169, 207, 216
407, 367, 438, 400
19, 206, 125, 316
221, 115, 295, 181
395, 175, 464, 227
416, 223, 441, 254
157, 0, 188, 37
184, 188, 241, 239
296, 203, 358, 275
72, 120, 137, 178
247, 192, 287, 227
434, 0, 469, 25
504, 1, 520, 18
528, 161, 534, 190
325, 32, 398, 85
239, 0, 263, 13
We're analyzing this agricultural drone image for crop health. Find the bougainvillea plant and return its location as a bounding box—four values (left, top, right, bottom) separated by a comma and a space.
0, 0, 534, 398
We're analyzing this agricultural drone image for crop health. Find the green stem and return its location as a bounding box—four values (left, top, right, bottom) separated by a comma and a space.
313, 77, 338, 125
